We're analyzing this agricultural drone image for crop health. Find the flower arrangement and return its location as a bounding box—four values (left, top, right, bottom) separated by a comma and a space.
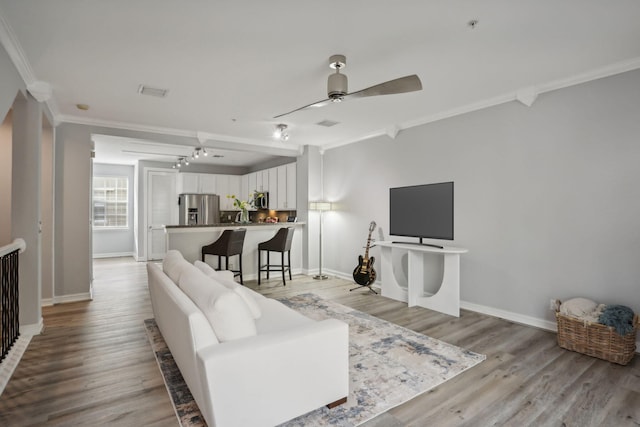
226, 191, 263, 211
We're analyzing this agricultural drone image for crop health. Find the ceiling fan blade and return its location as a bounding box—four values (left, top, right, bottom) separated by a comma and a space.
274, 98, 333, 118
344, 74, 422, 100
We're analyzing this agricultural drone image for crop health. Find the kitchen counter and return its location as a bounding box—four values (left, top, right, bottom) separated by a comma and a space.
166, 222, 304, 230
164, 222, 305, 281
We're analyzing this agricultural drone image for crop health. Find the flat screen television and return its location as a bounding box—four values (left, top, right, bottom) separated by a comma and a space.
389, 181, 453, 248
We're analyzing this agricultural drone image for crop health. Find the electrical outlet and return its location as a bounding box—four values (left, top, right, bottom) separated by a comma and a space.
549, 299, 558, 310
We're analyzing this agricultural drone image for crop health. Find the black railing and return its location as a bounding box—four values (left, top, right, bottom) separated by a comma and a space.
0, 239, 25, 363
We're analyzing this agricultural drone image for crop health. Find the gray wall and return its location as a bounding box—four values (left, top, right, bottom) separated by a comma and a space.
54, 123, 93, 299
0, 110, 12, 245
11, 91, 43, 328
92, 163, 135, 257
322, 69, 640, 325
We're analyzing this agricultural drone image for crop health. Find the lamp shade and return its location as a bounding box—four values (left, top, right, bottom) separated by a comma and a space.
309, 201, 332, 211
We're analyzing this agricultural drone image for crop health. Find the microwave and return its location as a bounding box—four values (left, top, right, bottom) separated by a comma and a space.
255, 192, 269, 209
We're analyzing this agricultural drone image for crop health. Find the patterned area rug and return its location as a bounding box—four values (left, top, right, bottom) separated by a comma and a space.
144, 293, 485, 427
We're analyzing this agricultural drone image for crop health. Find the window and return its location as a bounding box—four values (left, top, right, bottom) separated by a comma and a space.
93, 176, 128, 228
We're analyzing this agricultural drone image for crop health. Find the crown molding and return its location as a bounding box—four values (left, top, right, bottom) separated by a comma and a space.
59, 114, 302, 156
0, 7, 36, 84
322, 57, 640, 152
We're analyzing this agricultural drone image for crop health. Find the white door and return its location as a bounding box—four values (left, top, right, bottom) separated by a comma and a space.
147, 170, 177, 260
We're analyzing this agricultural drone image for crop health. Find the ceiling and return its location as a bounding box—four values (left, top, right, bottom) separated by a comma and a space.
2, 1, 640, 166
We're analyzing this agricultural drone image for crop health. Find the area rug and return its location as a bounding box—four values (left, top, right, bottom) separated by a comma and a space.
144, 293, 485, 427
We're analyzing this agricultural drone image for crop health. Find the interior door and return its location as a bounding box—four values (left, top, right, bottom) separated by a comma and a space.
147, 170, 177, 260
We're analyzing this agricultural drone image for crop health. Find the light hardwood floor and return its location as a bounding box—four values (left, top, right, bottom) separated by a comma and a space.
0, 257, 638, 426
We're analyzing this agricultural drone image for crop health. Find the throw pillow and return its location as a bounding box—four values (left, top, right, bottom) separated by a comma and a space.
194, 260, 262, 319
163, 250, 191, 284
179, 266, 257, 342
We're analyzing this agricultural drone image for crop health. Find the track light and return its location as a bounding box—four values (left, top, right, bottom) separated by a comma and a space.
203, 147, 208, 156
174, 157, 189, 168
274, 124, 289, 141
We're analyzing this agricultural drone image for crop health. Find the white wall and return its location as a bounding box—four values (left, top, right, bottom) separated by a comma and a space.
92, 163, 135, 258
322, 69, 640, 325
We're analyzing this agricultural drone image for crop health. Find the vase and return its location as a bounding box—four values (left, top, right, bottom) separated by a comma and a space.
239, 209, 250, 224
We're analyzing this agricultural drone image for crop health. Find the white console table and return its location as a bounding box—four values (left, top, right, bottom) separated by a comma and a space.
375, 241, 468, 317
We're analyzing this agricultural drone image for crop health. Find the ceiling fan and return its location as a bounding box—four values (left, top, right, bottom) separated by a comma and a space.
274, 54, 422, 118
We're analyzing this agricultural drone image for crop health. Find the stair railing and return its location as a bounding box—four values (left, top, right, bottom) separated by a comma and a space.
0, 238, 26, 363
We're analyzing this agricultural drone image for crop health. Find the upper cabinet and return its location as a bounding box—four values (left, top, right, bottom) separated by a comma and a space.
177, 173, 214, 194
285, 162, 297, 209
175, 162, 296, 211
217, 175, 241, 210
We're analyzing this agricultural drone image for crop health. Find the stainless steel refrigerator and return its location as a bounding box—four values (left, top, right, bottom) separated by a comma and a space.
178, 194, 220, 225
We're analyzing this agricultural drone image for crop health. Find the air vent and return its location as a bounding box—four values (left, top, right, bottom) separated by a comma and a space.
316, 119, 339, 127
138, 84, 169, 98
212, 154, 224, 158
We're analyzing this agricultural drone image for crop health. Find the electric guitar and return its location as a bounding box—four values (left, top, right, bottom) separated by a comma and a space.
353, 221, 377, 286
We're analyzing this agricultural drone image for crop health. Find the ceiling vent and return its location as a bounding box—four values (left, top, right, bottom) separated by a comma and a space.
138, 84, 169, 98
316, 119, 339, 127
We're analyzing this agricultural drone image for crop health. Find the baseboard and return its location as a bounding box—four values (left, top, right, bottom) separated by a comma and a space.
53, 292, 93, 304
41, 298, 54, 307
459, 300, 557, 332
20, 317, 44, 335
92, 251, 135, 259
327, 269, 640, 354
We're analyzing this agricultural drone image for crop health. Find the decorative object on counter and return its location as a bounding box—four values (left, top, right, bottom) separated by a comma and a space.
227, 192, 263, 224
351, 221, 378, 294
309, 201, 332, 280
265, 217, 278, 223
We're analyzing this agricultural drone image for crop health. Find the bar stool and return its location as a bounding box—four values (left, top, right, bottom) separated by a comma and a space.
258, 227, 295, 286
201, 228, 246, 284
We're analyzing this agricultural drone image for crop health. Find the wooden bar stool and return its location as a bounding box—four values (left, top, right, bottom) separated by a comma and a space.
258, 227, 295, 286
201, 228, 247, 284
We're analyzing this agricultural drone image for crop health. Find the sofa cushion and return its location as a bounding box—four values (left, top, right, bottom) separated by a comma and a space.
163, 250, 192, 284
254, 298, 313, 335
179, 265, 257, 342
194, 260, 263, 319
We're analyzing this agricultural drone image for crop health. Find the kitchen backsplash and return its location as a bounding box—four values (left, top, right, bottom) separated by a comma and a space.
220, 210, 297, 224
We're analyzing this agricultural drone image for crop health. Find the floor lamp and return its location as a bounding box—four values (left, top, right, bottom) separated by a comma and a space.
309, 201, 332, 280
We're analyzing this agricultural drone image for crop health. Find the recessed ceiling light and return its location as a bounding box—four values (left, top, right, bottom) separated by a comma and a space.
76, 103, 90, 110
137, 84, 169, 98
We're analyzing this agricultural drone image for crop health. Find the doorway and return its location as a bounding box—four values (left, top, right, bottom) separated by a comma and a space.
145, 169, 177, 260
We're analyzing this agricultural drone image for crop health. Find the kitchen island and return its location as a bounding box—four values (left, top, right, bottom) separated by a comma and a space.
165, 222, 305, 282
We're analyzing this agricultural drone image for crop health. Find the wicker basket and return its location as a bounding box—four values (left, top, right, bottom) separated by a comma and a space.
555, 305, 638, 365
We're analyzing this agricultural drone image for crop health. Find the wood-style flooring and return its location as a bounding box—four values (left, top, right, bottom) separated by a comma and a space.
0, 257, 638, 426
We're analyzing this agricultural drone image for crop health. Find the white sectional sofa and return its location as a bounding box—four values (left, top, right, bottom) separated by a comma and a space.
147, 250, 349, 427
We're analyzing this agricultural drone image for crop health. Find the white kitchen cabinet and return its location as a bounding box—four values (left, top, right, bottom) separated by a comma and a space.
270, 163, 296, 210
262, 170, 270, 192
216, 174, 230, 209
276, 165, 287, 209
285, 162, 296, 209
255, 171, 263, 192
240, 175, 249, 202
199, 174, 217, 193
178, 173, 216, 194
248, 172, 257, 194
226, 175, 241, 209
177, 173, 202, 194
268, 168, 278, 209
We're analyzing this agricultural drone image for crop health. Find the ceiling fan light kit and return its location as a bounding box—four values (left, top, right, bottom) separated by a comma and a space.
274, 54, 423, 118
